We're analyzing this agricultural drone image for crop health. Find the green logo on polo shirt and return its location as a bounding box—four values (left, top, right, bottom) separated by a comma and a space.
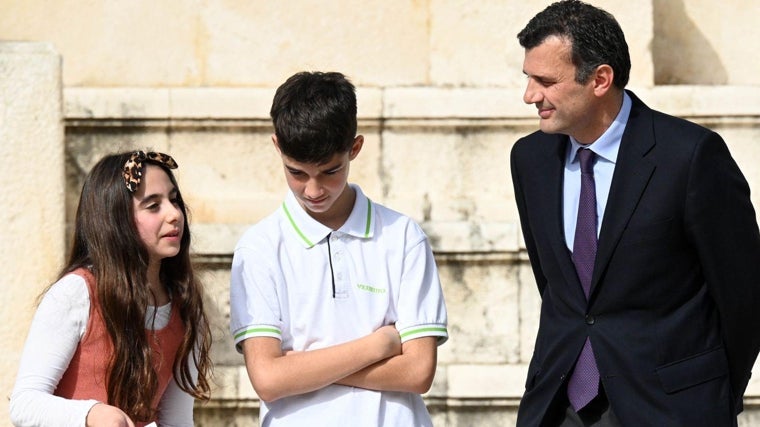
356, 283, 386, 294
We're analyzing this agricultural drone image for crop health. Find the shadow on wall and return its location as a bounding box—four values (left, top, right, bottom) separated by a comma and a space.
653, 0, 727, 85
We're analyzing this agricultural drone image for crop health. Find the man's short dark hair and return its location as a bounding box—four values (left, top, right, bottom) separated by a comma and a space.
270, 71, 358, 163
517, 0, 631, 89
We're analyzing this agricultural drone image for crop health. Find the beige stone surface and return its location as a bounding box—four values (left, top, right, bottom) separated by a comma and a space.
3, 0, 760, 424
0, 42, 64, 425
654, 0, 760, 85
9, 0, 760, 88
429, 0, 653, 88
0, 1, 202, 86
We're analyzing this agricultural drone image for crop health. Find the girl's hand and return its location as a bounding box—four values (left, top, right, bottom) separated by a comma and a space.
86, 403, 135, 427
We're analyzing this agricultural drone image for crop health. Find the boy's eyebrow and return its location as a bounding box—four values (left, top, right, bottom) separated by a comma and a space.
285, 160, 345, 174
323, 163, 344, 173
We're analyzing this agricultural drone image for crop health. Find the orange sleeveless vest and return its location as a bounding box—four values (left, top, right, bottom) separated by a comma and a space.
54, 268, 186, 427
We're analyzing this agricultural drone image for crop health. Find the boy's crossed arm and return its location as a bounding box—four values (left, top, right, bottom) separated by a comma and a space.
334, 336, 437, 394
241, 325, 437, 402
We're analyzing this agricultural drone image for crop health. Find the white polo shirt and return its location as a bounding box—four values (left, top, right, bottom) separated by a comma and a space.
230, 184, 448, 427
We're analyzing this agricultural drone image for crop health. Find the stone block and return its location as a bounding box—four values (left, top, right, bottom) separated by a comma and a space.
0, 41, 64, 424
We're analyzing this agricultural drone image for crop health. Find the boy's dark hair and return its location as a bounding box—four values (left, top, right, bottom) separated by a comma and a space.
517, 0, 631, 89
270, 71, 358, 163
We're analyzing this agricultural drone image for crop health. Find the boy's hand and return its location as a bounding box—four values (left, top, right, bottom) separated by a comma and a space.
373, 324, 402, 359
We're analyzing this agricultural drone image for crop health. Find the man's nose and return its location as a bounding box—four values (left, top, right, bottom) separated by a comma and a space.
523, 79, 542, 105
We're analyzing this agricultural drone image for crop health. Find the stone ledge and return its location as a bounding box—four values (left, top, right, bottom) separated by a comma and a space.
446, 364, 527, 399
191, 222, 522, 256
64, 87, 383, 120
64, 85, 760, 121
205, 362, 760, 405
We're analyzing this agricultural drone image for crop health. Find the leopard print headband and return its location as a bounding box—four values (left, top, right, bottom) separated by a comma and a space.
122, 150, 178, 192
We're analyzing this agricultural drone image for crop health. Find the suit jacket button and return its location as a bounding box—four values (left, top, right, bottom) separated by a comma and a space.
585, 315, 595, 325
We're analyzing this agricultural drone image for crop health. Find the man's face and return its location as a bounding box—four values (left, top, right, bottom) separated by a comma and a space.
522, 35, 598, 143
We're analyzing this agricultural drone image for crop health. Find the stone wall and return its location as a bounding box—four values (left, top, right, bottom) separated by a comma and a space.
3, 1, 760, 425
0, 43, 64, 425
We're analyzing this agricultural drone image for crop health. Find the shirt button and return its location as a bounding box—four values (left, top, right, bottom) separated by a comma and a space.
585, 315, 595, 325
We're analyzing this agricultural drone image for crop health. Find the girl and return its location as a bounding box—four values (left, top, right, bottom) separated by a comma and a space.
10, 151, 213, 427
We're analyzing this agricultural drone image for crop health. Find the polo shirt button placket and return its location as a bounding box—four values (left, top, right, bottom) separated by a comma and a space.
331, 234, 349, 299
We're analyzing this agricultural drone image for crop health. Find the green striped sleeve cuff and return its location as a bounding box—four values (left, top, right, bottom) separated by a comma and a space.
233, 326, 282, 352
398, 323, 449, 345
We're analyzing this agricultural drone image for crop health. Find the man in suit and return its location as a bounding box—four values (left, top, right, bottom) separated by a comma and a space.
510, 1, 760, 426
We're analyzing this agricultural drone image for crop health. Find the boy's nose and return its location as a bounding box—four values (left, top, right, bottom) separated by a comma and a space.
304, 179, 323, 198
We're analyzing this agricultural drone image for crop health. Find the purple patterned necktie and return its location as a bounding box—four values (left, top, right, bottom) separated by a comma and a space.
567, 148, 600, 411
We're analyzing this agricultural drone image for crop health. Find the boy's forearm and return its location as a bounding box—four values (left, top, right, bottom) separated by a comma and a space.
243, 326, 401, 402
335, 336, 438, 394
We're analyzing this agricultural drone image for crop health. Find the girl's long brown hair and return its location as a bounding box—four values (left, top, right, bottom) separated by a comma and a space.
60, 152, 212, 421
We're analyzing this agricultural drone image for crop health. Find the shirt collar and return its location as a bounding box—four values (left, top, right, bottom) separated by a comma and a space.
281, 183, 375, 248
568, 91, 632, 164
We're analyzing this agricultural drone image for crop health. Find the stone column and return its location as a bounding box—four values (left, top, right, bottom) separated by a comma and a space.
0, 42, 64, 423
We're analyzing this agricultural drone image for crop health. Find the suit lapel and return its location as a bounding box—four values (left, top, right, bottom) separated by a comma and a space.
534, 134, 589, 300
590, 93, 656, 297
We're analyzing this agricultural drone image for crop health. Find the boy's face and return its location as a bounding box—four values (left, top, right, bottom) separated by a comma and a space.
275, 136, 363, 226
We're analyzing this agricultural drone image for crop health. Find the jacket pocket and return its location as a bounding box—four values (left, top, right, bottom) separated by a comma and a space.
655, 347, 729, 394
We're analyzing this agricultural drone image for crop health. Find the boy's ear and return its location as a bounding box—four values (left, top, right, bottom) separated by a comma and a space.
272, 134, 281, 153
349, 135, 364, 160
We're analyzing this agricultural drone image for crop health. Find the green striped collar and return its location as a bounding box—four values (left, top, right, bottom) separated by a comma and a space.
281, 183, 375, 248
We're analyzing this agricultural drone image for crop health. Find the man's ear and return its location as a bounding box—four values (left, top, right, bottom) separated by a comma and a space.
349, 135, 364, 160
593, 64, 614, 96
272, 134, 281, 154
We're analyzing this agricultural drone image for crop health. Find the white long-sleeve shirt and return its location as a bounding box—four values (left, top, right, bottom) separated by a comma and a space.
9, 273, 197, 427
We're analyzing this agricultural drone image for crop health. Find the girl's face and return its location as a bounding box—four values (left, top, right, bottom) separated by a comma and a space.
131, 164, 184, 266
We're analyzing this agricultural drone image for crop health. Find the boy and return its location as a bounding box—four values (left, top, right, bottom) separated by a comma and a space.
230, 71, 448, 426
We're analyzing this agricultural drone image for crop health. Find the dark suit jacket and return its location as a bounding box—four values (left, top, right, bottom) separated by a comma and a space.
510, 91, 760, 426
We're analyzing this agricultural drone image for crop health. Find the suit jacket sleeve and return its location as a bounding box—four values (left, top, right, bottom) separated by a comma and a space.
684, 129, 760, 409
511, 139, 548, 296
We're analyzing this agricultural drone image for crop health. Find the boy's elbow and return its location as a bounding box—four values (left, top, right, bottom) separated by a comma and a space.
404, 363, 436, 394
251, 376, 286, 403
410, 371, 435, 394
254, 389, 280, 403
402, 337, 439, 394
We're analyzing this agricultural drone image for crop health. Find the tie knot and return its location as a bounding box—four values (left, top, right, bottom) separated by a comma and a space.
577, 148, 595, 175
